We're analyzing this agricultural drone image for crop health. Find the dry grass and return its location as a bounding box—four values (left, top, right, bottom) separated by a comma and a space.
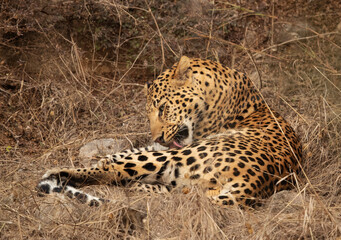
1, 0, 341, 239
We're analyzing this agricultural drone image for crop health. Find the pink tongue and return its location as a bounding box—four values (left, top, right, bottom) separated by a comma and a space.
173, 141, 183, 148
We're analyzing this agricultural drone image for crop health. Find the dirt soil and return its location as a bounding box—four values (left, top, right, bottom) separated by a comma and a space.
1, 0, 341, 239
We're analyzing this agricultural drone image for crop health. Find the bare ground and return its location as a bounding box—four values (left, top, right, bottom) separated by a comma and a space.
1, 0, 341, 239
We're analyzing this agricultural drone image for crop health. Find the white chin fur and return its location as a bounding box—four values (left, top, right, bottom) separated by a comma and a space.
152, 142, 169, 151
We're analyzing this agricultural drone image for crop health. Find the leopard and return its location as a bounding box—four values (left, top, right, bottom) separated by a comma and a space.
37, 56, 302, 208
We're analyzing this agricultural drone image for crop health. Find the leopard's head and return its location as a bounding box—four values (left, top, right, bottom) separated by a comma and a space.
145, 56, 263, 149
145, 56, 205, 149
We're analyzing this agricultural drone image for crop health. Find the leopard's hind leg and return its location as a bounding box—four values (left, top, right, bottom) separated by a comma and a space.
206, 182, 258, 207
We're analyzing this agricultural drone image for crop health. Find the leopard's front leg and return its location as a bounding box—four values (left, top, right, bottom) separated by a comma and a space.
37, 147, 171, 206
37, 157, 127, 206
38, 157, 121, 189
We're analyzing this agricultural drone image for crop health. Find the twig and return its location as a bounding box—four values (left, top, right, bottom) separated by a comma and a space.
189, 28, 287, 61
270, 0, 275, 46
215, 1, 278, 19
0, 87, 11, 95
113, 1, 123, 81
244, 45, 262, 89
205, 0, 215, 58
93, 33, 156, 113
17, 215, 23, 240
145, 0, 165, 71
314, 66, 341, 94
261, 32, 339, 52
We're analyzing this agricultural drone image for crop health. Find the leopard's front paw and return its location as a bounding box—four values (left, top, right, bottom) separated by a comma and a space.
36, 168, 110, 207
36, 168, 70, 196
41, 168, 71, 180
36, 176, 58, 196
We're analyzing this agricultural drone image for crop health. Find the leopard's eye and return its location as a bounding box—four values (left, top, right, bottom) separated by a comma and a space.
159, 103, 166, 117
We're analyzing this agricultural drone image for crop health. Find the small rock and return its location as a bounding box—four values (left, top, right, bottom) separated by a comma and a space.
79, 138, 130, 160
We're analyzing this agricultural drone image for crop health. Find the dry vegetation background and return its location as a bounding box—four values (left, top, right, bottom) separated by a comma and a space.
1, 0, 341, 239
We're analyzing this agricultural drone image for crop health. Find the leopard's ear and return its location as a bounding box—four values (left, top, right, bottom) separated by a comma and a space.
173, 56, 192, 86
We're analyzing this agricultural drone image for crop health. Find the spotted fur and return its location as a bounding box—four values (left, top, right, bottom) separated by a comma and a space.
37, 56, 302, 207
